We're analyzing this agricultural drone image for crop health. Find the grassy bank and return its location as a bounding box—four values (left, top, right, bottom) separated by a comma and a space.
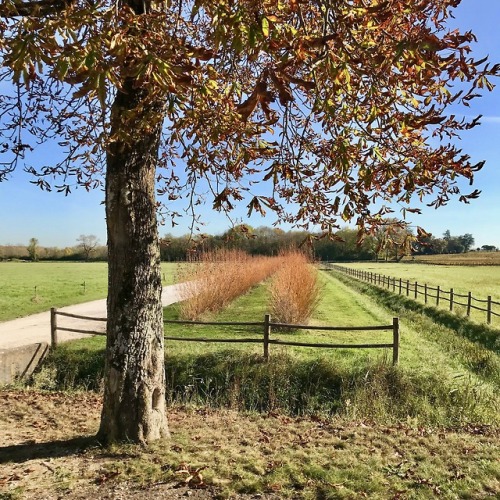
332, 271, 500, 379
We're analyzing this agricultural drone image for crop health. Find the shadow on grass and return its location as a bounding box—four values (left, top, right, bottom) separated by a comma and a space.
335, 273, 500, 354
0, 436, 98, 464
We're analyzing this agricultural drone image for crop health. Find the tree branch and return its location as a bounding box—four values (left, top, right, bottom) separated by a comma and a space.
2, 0, 71, 17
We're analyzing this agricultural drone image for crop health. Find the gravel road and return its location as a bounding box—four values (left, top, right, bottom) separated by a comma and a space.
0, 283, 186, 349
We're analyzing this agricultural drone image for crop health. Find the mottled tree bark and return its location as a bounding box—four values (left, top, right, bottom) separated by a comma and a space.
98, 83, 169, 444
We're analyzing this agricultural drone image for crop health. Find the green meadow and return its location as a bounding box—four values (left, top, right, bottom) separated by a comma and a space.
338, 262, 500, 301
0, 261, 180, 322
335, 262, 500, 327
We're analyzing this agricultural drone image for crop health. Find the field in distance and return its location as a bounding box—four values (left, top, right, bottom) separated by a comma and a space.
337, 261, 500, 304
0, 261, 180, 322
403, 250, 500, 266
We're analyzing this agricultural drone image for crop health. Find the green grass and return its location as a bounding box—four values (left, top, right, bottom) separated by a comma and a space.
0, 261, 180, 322
332, 271, 500, 379
338, 261, 500, 301
11, 266, 500, 498
335, 262, 500, 327
38, 270, 500, 426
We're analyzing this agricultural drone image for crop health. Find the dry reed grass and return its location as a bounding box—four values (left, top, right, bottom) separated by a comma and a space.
269, 251, 321, 325
177, 249, 280, 320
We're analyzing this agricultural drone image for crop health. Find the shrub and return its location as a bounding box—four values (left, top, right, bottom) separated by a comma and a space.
177, 249, 280, 320
269, 251, 321, 325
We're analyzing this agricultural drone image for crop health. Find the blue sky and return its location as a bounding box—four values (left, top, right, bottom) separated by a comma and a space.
1, 0, 499, 249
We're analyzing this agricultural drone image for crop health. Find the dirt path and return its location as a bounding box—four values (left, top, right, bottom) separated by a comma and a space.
0, 283, 186, 349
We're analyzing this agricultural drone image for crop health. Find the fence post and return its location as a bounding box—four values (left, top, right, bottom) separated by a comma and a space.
392, 277, 396, 292
50, 307, 58, 348
414, 282, 418, 300
487, 296, 492, 324
467, 292, 472, 317
450, 288, 454, 312
424, 284, 428, 304
263, 314, 271, 361
406, 280, 409, 297
399, 278, 402, 295
392, 317, 400, 366
436, 286, 440, 306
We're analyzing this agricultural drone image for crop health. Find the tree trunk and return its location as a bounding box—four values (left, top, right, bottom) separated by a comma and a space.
98, 83, 169, 444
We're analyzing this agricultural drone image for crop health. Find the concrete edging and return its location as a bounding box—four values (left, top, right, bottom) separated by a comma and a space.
0, 342, 50, 385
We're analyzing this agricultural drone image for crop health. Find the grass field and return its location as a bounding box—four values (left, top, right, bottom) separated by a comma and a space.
44, 270, 500, 423
6, 266, 500, 499
1, 390, 499, 500
334, 261, 500, 327
0, 261, 180, 322
336, 262, 500, 300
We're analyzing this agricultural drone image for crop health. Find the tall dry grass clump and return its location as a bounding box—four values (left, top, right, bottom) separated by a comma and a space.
177, 249, 279, 320
269, 251, 321, 325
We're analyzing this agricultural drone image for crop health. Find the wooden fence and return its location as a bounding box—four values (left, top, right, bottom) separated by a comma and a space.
50, 308, 107, 347
50, 308, 401, 365
333, 265, 500, 324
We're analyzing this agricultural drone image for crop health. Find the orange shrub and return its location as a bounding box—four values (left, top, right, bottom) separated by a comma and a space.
269, 251, 321, 325
177, 249, 280, 320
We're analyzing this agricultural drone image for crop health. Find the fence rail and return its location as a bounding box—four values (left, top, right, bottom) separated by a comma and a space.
332, 266, 500, 324
50, 308, 400, 365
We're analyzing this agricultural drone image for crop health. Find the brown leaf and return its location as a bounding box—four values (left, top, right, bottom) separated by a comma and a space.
236, 86, 261, 121
285, 75, 315, 91
95, 470, 120, 485
270, 72, 293, 106
237, 77, 276, 121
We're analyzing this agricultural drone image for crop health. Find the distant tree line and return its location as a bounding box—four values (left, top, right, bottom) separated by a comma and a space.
160, 224, 410, 262
0, 235, 106, 261
1, 228, 494, 263
412, 230, 479, 255
161, 226, 496, 261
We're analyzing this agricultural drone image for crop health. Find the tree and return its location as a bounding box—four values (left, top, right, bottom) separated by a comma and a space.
77, 234, 99, 261
458, 233, 475, 253
370, 219, 414, 261
27, 237, 39, 262
446, 237, 464, 254
1, 1, 498, 443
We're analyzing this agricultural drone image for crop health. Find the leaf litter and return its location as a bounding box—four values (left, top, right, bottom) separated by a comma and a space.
0, 389, 499, 499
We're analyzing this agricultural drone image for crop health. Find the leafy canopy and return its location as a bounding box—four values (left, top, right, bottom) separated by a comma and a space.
1, 0, 498, 235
